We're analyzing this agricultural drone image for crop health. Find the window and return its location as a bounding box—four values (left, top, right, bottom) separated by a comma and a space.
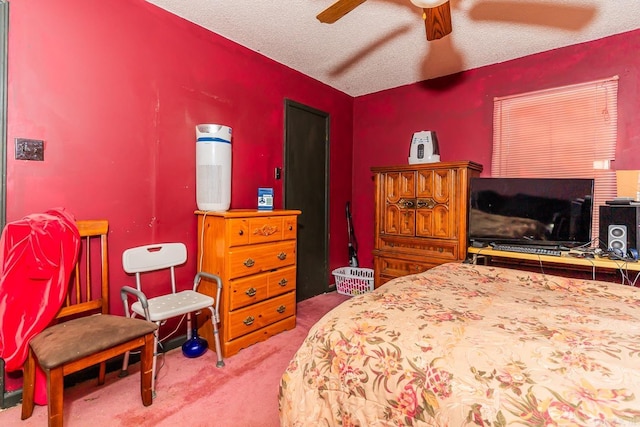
493, 76, 619, 247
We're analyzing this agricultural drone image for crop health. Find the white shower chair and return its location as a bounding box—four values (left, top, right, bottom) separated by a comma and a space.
120, 242, 224, 395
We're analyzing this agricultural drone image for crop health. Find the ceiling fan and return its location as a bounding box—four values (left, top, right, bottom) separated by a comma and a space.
317, 0, 598, 42
317, 0, 453, 41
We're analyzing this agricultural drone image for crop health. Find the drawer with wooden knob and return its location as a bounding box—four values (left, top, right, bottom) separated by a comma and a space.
227, 292, 296, 340
229, 273, 270, 310
421, 240, 458, 260
227, 218, 250, 247
247, 217, 286, 244
227, 216, 299, 247
227, 241, 296, 279
375, 255, 432, 279
228, 266, 296, 310
267, 265, 296, 298
282, 216, 297, 240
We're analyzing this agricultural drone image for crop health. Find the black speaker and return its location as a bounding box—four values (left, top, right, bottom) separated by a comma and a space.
607, 224, 627, 252
599, 205, 640, 252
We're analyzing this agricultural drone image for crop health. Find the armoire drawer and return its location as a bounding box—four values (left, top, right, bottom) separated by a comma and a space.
227, 241, 296, 279
378, 236, 458, 261
374, 255, 433, 279
227, 291, 296, 340
419, 240, 458, 260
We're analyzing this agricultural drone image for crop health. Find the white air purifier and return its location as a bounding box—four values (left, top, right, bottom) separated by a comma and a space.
196, 124, 232, 211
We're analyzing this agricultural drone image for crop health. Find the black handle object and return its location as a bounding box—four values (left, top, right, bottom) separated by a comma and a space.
346, 202, 359, 268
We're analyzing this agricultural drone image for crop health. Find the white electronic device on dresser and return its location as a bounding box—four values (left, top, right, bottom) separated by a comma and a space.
408, 131, 440, 164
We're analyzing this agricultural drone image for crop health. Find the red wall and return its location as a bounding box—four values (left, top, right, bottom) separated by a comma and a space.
6, 2, 640, 314
4, 0, 639, 396
353, 29, 640, 268
6, 0, 354, 310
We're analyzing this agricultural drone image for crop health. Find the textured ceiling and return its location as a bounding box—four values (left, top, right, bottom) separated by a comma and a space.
146, 0, 640, 97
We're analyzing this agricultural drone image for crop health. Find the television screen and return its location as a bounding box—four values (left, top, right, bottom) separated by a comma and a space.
468, 177, 594, 248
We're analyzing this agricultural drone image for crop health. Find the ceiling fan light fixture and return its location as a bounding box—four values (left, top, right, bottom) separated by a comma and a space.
408, 0, 448, 8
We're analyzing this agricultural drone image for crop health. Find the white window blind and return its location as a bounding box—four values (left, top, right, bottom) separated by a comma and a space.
493, 76, 618, 247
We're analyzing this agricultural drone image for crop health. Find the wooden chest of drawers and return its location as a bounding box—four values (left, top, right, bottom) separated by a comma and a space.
371, 161, 482, 287
195, 209, 301, 357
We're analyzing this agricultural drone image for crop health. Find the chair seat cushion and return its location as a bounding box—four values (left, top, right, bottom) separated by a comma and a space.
131, 290, 214, 322
30, 314, 157, 370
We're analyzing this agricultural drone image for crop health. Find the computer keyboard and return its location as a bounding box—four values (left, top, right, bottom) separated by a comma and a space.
490, 244, 562, 257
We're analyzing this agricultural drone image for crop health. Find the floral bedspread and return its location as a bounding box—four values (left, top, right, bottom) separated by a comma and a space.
279, 262, 640, 426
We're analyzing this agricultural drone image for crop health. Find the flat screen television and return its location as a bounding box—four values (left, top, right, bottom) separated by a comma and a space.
468, 177, 594, 248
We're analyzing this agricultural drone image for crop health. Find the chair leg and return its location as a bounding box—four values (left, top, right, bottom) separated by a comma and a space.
186, 312, 192, 339
98, 361, 106, 385
150, 328, 160, 395
47, 367, 64, 427
119, 350, 131, 378
119, 311, 140, 378
140, 333, 154, 406
20, 349, 36, 420
208, 306, 225, 368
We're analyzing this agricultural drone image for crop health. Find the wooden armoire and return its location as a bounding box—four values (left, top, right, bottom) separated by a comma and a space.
371, 161, 483, 286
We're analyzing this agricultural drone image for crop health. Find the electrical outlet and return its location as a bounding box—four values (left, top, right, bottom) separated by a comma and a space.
15, 138, 44, 161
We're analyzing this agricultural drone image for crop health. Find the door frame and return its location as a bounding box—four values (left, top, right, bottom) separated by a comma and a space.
283, 99, 331, 299
0, 0, 7, 229
0, 0, 10, 409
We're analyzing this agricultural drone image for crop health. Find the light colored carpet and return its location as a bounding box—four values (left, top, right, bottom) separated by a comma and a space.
0, 291, 350, 427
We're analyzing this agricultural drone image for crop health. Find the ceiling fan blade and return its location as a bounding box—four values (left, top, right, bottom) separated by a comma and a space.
423, 1, 452, 41
317, 0, 368, 24
468, 1, 596, 30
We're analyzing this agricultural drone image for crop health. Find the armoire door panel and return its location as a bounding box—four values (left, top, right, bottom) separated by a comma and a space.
384, 173, 400, 203
416, 169, 433, 198
399, 172, 416, 198
433, 169, 452, 204
432, 204, 453, 238
384, 205, 401, 234
385, 172, 415, 203
384, 205, 415, 235
399, 210, 415, 235
416, 210, 433, 236
386, 172, 416, 202
417, 205, 454, 238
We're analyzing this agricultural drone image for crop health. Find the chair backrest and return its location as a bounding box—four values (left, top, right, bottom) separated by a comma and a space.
57, 219, 110, 319
122, 243, 187, 294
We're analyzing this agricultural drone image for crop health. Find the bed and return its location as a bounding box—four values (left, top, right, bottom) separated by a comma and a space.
279, 262, 640, 426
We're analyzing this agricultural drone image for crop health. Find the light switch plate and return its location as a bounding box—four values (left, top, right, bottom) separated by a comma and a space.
15, 138, 44, 161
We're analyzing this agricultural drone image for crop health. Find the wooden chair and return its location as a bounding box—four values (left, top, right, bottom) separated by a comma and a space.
21, 220, 158, 427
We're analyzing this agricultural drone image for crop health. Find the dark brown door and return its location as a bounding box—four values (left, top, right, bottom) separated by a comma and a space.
284, 100, 329, 301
